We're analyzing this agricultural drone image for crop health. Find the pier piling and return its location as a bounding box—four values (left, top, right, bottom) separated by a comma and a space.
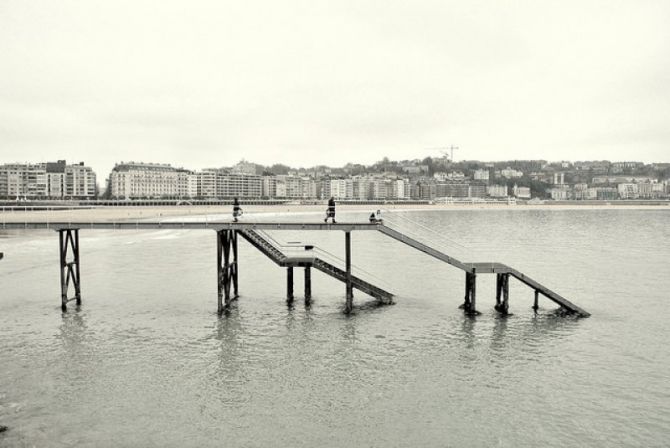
58, 228, 81, 311
461, 269, 479, 315
304, 266, 311, 303
287, 267, 294, 303
494, 273, 510, 315
345, 231, 353, 313
217, 229, 238, 314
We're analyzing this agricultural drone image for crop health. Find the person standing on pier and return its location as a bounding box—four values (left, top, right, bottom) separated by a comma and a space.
324, 197, 336, 223
232, 198, 243, 222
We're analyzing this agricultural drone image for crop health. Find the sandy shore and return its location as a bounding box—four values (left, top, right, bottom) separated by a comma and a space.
0, 202, 668, 223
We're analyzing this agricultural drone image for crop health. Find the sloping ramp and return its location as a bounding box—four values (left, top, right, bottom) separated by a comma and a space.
311, 259, 393, 302
377, 224, 589, 317
239, 229, 393, 302
377, 225, 471, 271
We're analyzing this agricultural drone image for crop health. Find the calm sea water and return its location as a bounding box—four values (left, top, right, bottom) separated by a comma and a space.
1, 208, 669, 447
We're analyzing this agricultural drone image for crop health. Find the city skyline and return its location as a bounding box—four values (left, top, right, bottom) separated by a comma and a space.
2, 157, 668, 201
2, 0, 669, 180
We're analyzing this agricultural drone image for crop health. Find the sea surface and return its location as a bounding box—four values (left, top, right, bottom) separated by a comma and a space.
1, 208, 669, 447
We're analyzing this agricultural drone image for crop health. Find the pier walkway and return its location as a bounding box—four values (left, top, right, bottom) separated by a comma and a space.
0, 220, 589, 317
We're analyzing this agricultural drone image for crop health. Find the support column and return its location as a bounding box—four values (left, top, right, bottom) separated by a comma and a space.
232, 230, 239, 298
217, 229, 237, 315
59, 229, 81, 312
344, 231, 353, 314
501, 273, 509, 315
216, 230, 226, 314
304, 266, 312, 304
287, 267, 294, 304
533, 290, 539, 312
460, 269, 479, 315
470, 268, 477, 315
495, 274, 503, 307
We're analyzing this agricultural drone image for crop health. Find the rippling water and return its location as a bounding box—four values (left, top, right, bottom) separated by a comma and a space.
1, 209, 669, 447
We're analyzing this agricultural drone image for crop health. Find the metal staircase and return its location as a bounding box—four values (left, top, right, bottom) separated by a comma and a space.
238, 229, 394, 303
377, 222, 589, 317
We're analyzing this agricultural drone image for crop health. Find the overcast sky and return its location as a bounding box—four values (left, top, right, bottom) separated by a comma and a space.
1, 0, 668, 177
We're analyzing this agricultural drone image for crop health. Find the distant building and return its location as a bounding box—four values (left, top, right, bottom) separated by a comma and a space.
110, 162, 191, 199
270, 175, 316, 199
436, 182, 469, 198
0, 160, 96, 199
392, 179, 411, 199
110, 163, 262, 199
549, 186, 570, 200
231, 160, 258, 175
553, 172, 565, 185
434, 171, 465, 181
573, 183, 589, 200
499, 167, 523, 179
473, 169, 490, 183
402, 165, 429, 175
617, 183, 639, 199
468, 184, 486, 198
487, 184, 508, 198
329, 179, 353, 200
512, 184, 531, 199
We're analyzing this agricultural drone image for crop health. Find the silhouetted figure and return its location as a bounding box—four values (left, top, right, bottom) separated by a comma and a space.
369, 210, 383, 223
324, 197, 336, 223
232, 198, 243, 222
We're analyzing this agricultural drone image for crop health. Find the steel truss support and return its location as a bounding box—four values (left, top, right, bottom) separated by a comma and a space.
58, 229, 81, 311
494, 273, 510, 315
217, 229, 239, 314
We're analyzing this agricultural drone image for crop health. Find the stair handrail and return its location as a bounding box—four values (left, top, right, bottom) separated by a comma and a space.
311, 247, 394, 291
255, 229, 393, 291
379, 209, 485, 259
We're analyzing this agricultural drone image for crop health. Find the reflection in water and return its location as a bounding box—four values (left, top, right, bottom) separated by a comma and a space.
489, 315, 509, 354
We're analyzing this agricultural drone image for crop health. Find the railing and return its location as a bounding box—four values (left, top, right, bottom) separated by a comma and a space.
379, 209, 482, 261
251, 228, 393, 292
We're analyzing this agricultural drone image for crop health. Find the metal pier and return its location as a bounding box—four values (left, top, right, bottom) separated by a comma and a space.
0, 220, 589, 317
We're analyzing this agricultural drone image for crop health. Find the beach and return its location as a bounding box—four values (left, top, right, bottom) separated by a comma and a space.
1, 201, 668, 224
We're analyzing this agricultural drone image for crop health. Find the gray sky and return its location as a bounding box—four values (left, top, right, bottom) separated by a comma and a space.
1, 0, 668, 178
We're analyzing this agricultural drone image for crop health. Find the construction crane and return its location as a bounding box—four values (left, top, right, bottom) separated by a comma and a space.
426, 145, 459, 163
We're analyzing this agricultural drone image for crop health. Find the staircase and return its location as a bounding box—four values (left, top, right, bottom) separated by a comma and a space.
377, 222, 590, 317
238, 229, 394, 303
238, 229, 287, 265
312, 259, 393, 302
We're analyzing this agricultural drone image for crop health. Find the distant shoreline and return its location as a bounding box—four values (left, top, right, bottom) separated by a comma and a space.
1, 200, 668, 224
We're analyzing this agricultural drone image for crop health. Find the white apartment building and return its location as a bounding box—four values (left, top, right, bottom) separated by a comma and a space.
499, 167, 523, 179
617, 183, 639, 199
110, 163, 190, 199
216, 173, 262, 197
487, 184, 508, 197
197, 170, 218, 198
272, 175, 316, 199
262, 176, 277, 198
66, 163, 97, 198
0, 160, 96, 199
512, 184, 531, 199
329, 179, 353, 200
392, 179, 411, 199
